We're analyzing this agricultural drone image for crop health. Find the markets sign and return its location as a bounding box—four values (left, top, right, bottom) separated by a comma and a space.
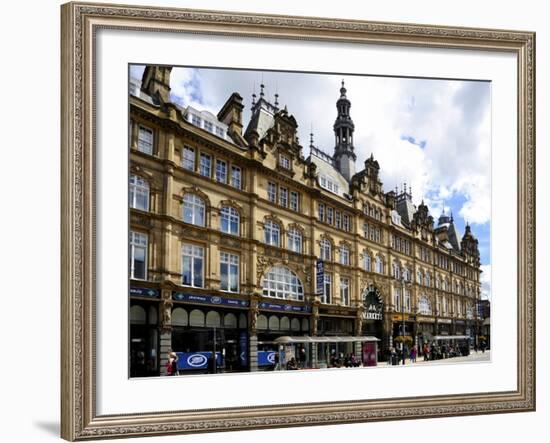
316, 259, 324, 295
172, 292, 249, 308
175, 352, 222, 370
363, 285, 383, 320
130, 287, 160, 298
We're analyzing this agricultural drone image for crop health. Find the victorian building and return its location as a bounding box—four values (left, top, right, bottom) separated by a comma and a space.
128, 66, 483, 376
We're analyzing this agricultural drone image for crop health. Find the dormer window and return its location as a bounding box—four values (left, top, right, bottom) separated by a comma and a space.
204, 120, 213, 132
279, 154, 291, 169
191, 114, 202, 126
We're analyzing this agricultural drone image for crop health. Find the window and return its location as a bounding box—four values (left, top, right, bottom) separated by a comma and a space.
231, 166, 242, 189
318, 203, 325, 222
417, 271, 423, 285
322, 273, 332, 304
403, 267, 411, 282
191, 114, 202, 126
183, 194, 205, 226
404, 289, 411, 312
268, 182, 277, 203
375, 256, 384, 274
426, 273, 431, 287
392, 261, 401, 280
215, 126, 225, 138
327, 207, 334, 225
394, 287, 402, 311
340, 277, 350, 306
199, 153, 211, 177
287, 228, 302, 253
220, 206, 239, 235
264, 220, 280, 247
335, 211, 342, 229
129, 174, 149, 211
182, 146, 195, 171
364, 253, 371, 272
279, 154, 291, 169
290, 192, 299, 211
137, 126, 153, 154
182, 244, 204, 287
320, 239, 331, 261
419, 296, 432, 315
343, 214, 350, 231
204, 120, 213, 132
279, 187, 288, 207
130, 231, 147, 280
262, 266, 304, 300
220, 252, 239, 292
215, 159, 227, 183
340, 245, 350, 265
364, 223, 369, 238
320, 175, 339, 195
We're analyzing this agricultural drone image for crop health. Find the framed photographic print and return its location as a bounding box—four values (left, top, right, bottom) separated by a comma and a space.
61, 1, 536, 441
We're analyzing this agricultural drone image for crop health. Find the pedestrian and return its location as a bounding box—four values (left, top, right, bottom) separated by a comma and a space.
165, 351, 178, 376
423, 344, 429, 361
410, 345, 417, 363
286, 357, 298, 370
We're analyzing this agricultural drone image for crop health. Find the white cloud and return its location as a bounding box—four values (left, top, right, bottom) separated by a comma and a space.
480, 264, 491, 300
132, 65, 491, 244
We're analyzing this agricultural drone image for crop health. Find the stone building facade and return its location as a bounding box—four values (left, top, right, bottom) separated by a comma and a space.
128, 66, 483, 376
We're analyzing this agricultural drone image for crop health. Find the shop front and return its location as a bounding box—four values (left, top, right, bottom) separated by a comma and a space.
362, 285, 384, 362
391, 314, 416, 353
317, 311, 355, 368
437, 318, 452, 336
256, 301, 311, 370
130, 286, 161, 377
171, 292, 249, 374
416, 317, 436, 353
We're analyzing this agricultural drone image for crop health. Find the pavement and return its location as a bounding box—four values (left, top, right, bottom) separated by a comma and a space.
378, 349, 491, 367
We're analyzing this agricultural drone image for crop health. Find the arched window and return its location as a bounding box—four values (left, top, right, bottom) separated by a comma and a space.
262, 266, 304, 301
287, 228, 302, 253
223, 313, 237, 328
172, 307, 188, 326
375, 256, 384, 274
418, 296, 432, 315
130, 305, 146, 324
264, 220, 280, 246
340, 245, 350, 265
364, 252, 371, 272
129, 174, 150, 211
183, 194, 205, 226
220, 206, 239, 235
320, 239, 331, 261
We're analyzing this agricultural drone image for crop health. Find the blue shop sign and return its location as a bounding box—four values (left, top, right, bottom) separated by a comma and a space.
258, 351, 277, 366
239, 331, 248, 366
316, 259, 324, 295
173, 292, 249, 308
258, 302, 311, 313
175, 352, 222, 370
130, 287, 159, 298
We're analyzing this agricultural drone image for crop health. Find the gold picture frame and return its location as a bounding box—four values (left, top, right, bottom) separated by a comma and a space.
61, 1, 536, 440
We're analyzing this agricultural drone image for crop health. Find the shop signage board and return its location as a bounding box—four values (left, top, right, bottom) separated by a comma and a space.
175, 352, 222, 370
316, 259, 324, 295
173, 292, 250, 308
259, 301, 311, 313
130, 287, 160, 298
363, 286, 383, 320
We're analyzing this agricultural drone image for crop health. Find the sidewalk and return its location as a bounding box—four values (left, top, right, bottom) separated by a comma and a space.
378, 350, 491, 367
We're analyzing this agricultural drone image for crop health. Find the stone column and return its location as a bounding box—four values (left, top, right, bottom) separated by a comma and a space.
159, 288, 173, 375
311, 301, 320, 368
248, 295, 260, 372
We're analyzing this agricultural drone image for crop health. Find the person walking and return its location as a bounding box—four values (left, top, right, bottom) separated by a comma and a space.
410, 345, 417, 363
165, 351, 178, 376
423, 343, 429, 361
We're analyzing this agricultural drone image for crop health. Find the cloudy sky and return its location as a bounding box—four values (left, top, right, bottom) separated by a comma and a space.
130, 65, 492, 299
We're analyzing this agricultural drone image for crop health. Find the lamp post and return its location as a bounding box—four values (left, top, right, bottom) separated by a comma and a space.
401, 269, 407, 365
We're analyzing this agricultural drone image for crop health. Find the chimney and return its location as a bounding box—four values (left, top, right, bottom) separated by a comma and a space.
217, 92, 244, 136
141, 65, 172, 104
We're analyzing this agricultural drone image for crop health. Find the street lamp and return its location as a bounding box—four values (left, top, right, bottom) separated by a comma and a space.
400, 268, 408, 365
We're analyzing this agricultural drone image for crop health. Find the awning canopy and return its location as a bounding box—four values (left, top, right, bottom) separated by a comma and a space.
273, 335, 380, 344
432, 335, 471, 341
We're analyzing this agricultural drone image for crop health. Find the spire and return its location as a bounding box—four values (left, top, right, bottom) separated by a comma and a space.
333, 79, 356, 181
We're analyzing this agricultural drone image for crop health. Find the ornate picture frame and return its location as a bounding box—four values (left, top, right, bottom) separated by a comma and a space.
61, 2, 535, 440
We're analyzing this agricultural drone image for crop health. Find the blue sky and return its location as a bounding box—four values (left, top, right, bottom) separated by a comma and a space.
131, 65, 492, 298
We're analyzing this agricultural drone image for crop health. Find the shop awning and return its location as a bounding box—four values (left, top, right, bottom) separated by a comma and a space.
432, 335, 471, 341
273, 335, 380, 344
